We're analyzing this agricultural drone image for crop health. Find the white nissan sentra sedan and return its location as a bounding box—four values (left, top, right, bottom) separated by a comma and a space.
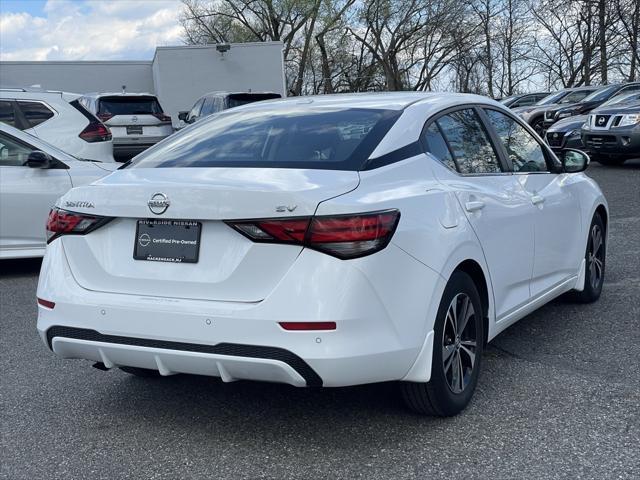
36, 93, 608, 416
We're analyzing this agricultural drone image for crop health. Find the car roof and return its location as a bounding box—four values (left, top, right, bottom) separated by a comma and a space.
202, 91, 280, 97
225, 91, 500, 112
0, 88, 80, 102
82, 92, 157, 99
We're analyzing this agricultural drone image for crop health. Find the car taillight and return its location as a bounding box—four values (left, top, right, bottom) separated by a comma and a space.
46, 207, 111, 243
153, 113, 171, 123
97, 113, 113, 122
226, 210, 400, 259
79, 121, 112, 143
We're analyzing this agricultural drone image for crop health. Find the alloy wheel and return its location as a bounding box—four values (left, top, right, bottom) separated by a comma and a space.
442, 293, 478, 394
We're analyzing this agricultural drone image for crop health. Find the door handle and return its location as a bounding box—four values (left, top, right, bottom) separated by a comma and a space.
531, 194, 545, 205
465, 201, 485, 212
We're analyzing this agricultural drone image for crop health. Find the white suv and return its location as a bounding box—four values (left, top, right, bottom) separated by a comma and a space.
0, 88, 114, 163
79, 93, 173, 160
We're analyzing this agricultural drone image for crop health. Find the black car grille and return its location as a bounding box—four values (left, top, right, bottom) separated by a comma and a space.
546, 131, 564, 146
593, 115, 611, 128
585, 135, 617, 145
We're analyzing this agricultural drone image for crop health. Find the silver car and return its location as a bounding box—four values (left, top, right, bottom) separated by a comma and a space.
79, 93, 173, 160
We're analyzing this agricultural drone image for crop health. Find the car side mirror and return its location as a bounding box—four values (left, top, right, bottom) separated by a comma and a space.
178, 111, 188, 121
560, 148, 589, 173
25, 150, 53, 169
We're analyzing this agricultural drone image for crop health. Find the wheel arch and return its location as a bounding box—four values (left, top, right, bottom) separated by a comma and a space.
452, 259, 489, 346
595, 203, 608, 234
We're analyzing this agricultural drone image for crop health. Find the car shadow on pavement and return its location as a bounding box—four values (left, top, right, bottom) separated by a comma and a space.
0, 258, 42, 277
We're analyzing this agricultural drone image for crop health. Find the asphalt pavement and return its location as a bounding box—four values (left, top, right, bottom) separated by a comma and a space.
1, 160, 639, 480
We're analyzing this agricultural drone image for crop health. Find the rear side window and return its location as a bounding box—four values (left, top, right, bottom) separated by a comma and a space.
130, 107, 400, 170
435, 109, 503, 174
0, 101, 17, 128
98, 96, 163, 116
423, 123, 456, 171
17, 101, 54, 127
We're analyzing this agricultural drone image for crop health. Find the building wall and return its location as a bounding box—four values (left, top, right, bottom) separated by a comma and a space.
152, 42, 286, 121
0, 61, 154, 94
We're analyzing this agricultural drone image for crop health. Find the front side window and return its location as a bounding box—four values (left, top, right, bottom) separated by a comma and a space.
0, 101, 16, 128
0, 132, 34, 166
17, 101, 54, 127
130, 107, 399, 170
485, 109, 549, 173
435, 109, 502, 174
187, 98, 204, 122
200, 97, 215, 116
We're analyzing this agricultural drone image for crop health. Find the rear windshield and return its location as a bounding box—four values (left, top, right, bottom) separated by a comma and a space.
228, 93, 281, 109
98, 96, 163, 116
129, 107, 400, 170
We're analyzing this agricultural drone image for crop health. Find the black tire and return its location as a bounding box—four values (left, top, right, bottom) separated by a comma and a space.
593, 157, 626, 166
119, 366, 162, 377
401, 271, 484, 416
572, 213, 606, 303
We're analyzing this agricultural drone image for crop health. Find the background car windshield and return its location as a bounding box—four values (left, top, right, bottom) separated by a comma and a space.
600, 92, 640, 107
98, 97, 163, 115
581, 86, 619, 102
536, 91, 568, 105
559, 90, 593, 103
130, 107, 399, 170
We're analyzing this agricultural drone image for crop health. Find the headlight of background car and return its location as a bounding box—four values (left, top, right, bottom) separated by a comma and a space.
619, 114, 640, 127
558, 111, 573, 119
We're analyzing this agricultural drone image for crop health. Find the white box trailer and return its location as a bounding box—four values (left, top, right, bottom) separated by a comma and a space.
0, 42, 286, 126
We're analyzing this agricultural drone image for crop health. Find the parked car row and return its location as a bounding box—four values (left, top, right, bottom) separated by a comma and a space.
507, 82, 640, 165
0, 88, 282, 163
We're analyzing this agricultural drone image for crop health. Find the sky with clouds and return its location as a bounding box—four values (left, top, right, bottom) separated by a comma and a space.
0, 0, 184, 61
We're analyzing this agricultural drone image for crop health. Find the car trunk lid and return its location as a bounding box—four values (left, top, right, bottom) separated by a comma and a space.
58, 167, 359, 302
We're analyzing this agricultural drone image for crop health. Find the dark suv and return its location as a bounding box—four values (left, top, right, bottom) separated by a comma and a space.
543, 83, 640, 130
178, 91, 282, 125
512, 87, 599, 135
580, 94, 640, 166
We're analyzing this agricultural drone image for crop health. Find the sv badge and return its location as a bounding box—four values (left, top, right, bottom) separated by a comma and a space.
276, 205, 297, 213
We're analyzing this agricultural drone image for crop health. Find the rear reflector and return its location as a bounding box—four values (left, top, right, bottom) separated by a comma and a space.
279, 322, 336, 331
227, 210, 400, 259
46, 207, 111, 243
37, 298, 55, 309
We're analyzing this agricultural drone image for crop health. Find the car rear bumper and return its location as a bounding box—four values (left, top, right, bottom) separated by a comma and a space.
37, 240, 443, 387
112, 136, 169, 155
